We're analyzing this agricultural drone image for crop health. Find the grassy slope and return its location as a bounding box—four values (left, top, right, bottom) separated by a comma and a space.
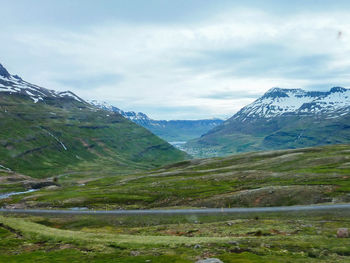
0, 94, 188, 178
0, 210, 350, 262
185, 114, 350, 158
2, 144, 349, 209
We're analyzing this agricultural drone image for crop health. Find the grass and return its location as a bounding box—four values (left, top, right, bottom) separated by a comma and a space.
2, 144, 349, 209
185, 114, 350, 158
0, 94, 188, 178
1, 210, 350, 262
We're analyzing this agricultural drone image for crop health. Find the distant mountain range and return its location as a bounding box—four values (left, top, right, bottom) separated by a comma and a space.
0, 63, 187, 177
89, 100, 223, 142
185, 87, 350, 157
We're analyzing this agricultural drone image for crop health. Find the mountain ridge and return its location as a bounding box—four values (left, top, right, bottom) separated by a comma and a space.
89, 100, 224, 142
0, 64, 86, 104
232, 87, 350, 122
0, 63, 188, 177
185, 86, 350, 157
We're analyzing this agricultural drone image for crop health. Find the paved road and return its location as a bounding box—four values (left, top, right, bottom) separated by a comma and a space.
0, 203, 349, 215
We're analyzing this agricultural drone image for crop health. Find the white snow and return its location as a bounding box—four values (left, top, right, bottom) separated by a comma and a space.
58, 91, 84, 102
88, 100, 151, 122
235, 88, 350, 121
42, 129, 68, 151
1, 74, 85, 104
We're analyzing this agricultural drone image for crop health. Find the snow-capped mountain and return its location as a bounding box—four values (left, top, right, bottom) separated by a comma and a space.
89, 100, 223, 142
186, 86, 350, 158
0, 63, 187, 177
232, 87, 350, 122
0, 63, 85, 104
88, 100, 151, 123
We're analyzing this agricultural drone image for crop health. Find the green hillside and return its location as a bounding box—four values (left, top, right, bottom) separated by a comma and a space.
2, 144, 349, 209
0, 93, 188, 178
185, 114, 350, 158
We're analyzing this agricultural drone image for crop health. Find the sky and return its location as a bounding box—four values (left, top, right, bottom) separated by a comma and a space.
1, 0, 350, 120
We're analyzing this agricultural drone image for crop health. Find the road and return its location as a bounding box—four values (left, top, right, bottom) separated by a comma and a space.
0, 203, 349, 215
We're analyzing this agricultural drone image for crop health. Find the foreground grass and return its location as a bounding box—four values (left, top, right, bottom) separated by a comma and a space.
1, 210, 350, 262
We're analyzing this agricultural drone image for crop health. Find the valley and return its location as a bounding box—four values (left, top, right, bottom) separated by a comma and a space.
2, 1, 350, 261
89, 100, 224, 143
1, 64, 350, 262
1, 144, 349, 210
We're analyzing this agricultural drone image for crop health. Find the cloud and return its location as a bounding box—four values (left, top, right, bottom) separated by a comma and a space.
1, 2, 350, 119
58, 74, 124, 90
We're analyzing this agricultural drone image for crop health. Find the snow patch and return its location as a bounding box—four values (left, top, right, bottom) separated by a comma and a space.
234, 87, 350, 121
42, 129, 68, 151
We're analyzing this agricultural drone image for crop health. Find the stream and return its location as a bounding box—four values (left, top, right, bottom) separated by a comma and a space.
0, 189, 38, 200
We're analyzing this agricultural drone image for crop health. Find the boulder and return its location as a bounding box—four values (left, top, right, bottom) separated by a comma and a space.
337, 228, 349, 238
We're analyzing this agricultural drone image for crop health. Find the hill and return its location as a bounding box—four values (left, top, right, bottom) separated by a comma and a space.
0, 63, 188, 178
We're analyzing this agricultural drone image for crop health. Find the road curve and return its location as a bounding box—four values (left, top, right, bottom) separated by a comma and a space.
1, 203, 350, 215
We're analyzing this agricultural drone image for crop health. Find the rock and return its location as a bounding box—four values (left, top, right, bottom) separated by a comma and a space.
45, 185, 60, 190
130, 251, 140, 256
195, 258, 223, 263
194, 244, 201, 249
0, 64, 11, 78
337, 228, 349, 238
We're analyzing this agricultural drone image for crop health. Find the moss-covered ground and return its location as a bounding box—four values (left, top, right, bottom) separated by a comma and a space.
2, 144, 349, 209
1, 210, 350, 262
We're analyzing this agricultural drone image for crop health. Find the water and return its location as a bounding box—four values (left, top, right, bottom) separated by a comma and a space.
0, 189, 38, 200
169, 141, 186, 150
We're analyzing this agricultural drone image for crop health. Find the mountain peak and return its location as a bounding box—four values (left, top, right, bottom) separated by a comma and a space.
0, 63, 11, 78
0, 65, 86, 104
330, 86, 347, 93
232, 86, 350, 121
262, 87, 305, 99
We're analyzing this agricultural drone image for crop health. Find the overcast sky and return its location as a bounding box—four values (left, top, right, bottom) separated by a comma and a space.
2, 0, 350, 119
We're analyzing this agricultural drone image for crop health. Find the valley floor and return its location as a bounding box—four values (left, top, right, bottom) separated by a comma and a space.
1, 144, 349, 210
1, 144, 350, 262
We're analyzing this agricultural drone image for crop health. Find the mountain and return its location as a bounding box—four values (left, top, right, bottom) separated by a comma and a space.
89, 100, 223, 142
88, 100, 151, 124
232, 87, 350, 120
0, 63, 188, 177
185, 87, 350, 157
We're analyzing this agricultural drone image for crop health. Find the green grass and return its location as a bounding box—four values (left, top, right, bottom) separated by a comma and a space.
0, 94, 188, 178
3, 144, 349, 209
1, 210, 350, 262
185, 114, 350, 158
